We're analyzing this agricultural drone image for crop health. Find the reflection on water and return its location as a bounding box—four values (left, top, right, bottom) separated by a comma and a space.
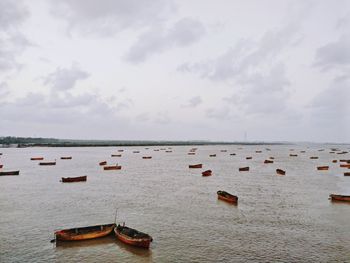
0, 144, 350, 262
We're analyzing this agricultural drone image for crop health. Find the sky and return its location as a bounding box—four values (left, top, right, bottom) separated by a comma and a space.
0, 0, 349, 143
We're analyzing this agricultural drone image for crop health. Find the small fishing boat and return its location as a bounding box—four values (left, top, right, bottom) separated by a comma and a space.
255, 150, 262, 153
55, 223, 115, 241
340, 164, 350, 168
0, 164, 3, 169
209, 154, 216, 157
230, 153, 236, 156
154, 149, 159, 151
300, 151, 306, 153
239, 167, 249, 172
339, 159, 350, 162
142, 156, 152, 159
111, 154, 122, 157
99, 161, 107, 166
188, 152, 196, 155
220, 150, 227, 152
317, 166, 329, 171
30, 157, 44, 161
0, 170, 19, 176
344, 172, 350, 176
39, 161, 56, 166
118, 150, 124, 152
332, 160, 337, 163
189, 164, 202, 169
61, 176, 87, 183
337, 151, 348, 155
165, 150, 172, 153
246, 157, 252, 160
217, 190, 238, 204
264, 159, 274, 164
276, 169, 286, 175
202, 170, 212, 176
114, 224, 153, 249
133, 151, 140, 153
104, 165, 122, 170
310, 157, 318, 159
290, 154, 298, 157
60, 156, 72, 160
329, 194, 350, 202
318, 149, 325, 152
269, 157, 275, 159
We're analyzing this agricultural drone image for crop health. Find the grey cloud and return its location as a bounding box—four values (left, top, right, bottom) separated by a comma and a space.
44, 65, 90, 91
124, 18, 206, 63
0, 0, 28, 30
206, 106, 231, 120
0, 82, 9, 98
155, 111, 171, 124
182, 96, 202, 108
50, 0, 176, 36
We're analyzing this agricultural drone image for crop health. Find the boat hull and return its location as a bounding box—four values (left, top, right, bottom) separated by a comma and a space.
329, 194, 350, 202
189, 164, 202, 168
202, 170, 212, 176
114, 225, 152, 249
217, 191, 238, 204
0, 170, 19, 176
239, 167, 249, 172
317, 166, 329, 171
276, 169, 286, 175
104, 165, 122, 170
55, 224, 115, 241
39, 162, 56, 166
61, 176, 87, 183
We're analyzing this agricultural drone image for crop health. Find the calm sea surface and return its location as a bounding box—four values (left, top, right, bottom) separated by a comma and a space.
0, 144, 349, 262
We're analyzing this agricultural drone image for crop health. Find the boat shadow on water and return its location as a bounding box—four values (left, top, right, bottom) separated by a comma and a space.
114, 238, 153, 258
55, 235, 116, 249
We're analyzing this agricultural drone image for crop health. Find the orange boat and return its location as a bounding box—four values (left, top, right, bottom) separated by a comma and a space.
344, 172, 350, 176
104, 165, 122, 170
239, 167, 249, 172
114, 224, 153, 249
317, 166, 329, 171
332, 160, 338, 163
202, 170, 212, 176
39, 161, 56, 166
61, 176, 87, 183
217, 190, 238, 204
142, 156, 152, 159
276, 169, 286, 175
61, 156, 72, 160
310, 157, 318, 159
99, 161, 107, 166
30, 157, 44, 161
339, 159, 350, 163
189, 164, 202, 169
55, 223, 115, 241
329, 194, 350, 202
340, 164, 350, 168
0, 170, 19, 176
209, 154, 216, 157
264, 160, 274, 164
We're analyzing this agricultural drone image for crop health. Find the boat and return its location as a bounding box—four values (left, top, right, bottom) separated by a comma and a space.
300, 151, 306, 153
0, 164, 3, 169
165, 150, 172, 153
30, 157, 44, 161
61, 176, 87, 183
255, 150, 262, 153
340, 164, 350, 168
104, 165, 122, 170
55, 223, 115, 241
290, 154, 298, 157
332, 160, 338, 163
220, 150, 227, 152
202, 170, 212, 176
142, 156, 152, 159
230, 153, 236, 156
133, 151, 140, 153
118, 150, 124, 152
154, 149, 160, 151
111, 154, 122, 157
189, 164, 202, 169
99, 161, 107, 166
269, 157, 275, 159
61, 156, 72, 160
310, 157, 318, 159
317, 166, 329, 171
344, 172, 350, 176
209, 154, 216, 157
264, 159, 274, 164
246, 157, 252, 160
239, 167, 249, 172
329, 194, 350, 202
337, 151, 348, 155
339, 159, 350, 163
0, 170, 19, 176
114, 224, 153, 249
276, 169, 286, 175
39, 161, 56, 166
217, 190, 238, 204
188, 152, 196, 155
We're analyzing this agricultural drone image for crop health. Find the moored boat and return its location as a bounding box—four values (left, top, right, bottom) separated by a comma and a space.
239, 167, 249, 172
55, 223, 115, 241
142, 156, 152, 159
104, 165, 122, 170
114, 224, 153, 248
165, 150, 172, 153
61, 176, 87, 183
0, 170, 19, 176
332, 160, 337, 163
290, 154, 298, 157
133, 151, 140, 153
264, 159, 274, 164
276, 169, 286, 175
209, 154, 216, 157
246, 157, 252, 160
329, 194, 350, 202
188, 152, 196, 155
118, 150, 124, 152
99, 161, 107, 166
344, 172, 350, 176
202, 170, 212, 176
230, 153, 236, 156
111, 154, 122, 157
39, 161, 56, 166
340, 164, 350, 168
189, 164, 202, 169
217, 190, 238, 204
0, 164, 3, 169
30, 157, 44, 161
220, 150, 227, 152
310, 157, 318, 159
60, 156, 72, 160
255, 150, 262, 153
317, 166, 329, 171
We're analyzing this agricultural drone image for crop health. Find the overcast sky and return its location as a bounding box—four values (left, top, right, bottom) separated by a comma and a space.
0, 0, 349, 142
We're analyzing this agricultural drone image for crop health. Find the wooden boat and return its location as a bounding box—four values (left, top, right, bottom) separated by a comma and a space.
289, 154, 298, 157
217, 190, 238, 204
114, 224, 153, 249
329, 194, 350, 202
30, 157, 44, 161
202, 170, 212, 176
189, 164, 202, 169
230, 153, 236, 156
310, 157, 318, 159
332, 160, 337, 163
276, 169, 286, 175
339, 159, 350, 163
55, 223, 115, 241
220, 150, 227, 152
0, 164, 3, 169
344, 172, 350, 176
104, 165, 122, 170
111, 154, 122, 157
246, 157, 252, 160
118, 150, 124, 152
142, 156, 152, 159
264, 159, 274, 164
99, 161, 107, 166
187, 152, 196, 155
340, 164, 350, 168
337, 151, 348, 155
300, 151, 306, 153
209, 154, 216, 157
317, 166, 329, 171
0, 170, 19, 176
39, 161, 56, 166
269, 157, 275, 159
239, 167, 249, 172
165, 150, 172, 153
133, 151, 140, 153
60, 156, 72, 160
61, 176, 87, 183
255, 150, 262, 153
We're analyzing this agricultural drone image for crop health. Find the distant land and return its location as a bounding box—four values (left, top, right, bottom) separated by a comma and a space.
0, 136, 287, 148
